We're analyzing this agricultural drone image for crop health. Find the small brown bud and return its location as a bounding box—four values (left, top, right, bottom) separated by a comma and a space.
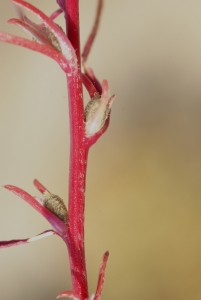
43, 191, 68, 224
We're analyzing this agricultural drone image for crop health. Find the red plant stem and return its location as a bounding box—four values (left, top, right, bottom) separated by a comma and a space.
65, 0, 81, 65
64, 1, 89, 299
66, 70, 89, 298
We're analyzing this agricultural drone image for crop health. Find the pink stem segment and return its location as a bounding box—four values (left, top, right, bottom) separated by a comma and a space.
64, 1, 89, 299
65, 0, 81, 65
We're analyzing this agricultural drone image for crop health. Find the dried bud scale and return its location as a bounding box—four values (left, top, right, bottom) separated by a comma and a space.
43, 191, 68, 223
42, 26, 62, 52
84, 93, 101, 121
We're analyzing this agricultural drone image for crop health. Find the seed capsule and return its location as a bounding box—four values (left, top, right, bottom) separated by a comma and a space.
43, 191, 68, 224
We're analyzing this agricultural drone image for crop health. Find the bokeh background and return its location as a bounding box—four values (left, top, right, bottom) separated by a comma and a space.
1, 0, 201, 299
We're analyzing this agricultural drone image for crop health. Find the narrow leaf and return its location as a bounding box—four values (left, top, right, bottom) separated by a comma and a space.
0, 230, 56, 249
33, 179, 49, 194
49, 9, 63, 21
83, 66, 102, 95
12, 0, 76, 61
82, 73, 98, 98
8, 18, 58, 50
4, 185, 67, 236
94, 251, 109, 300
0, 238, 28, 248
82, 0, 103, 63
0, 31, 69, 72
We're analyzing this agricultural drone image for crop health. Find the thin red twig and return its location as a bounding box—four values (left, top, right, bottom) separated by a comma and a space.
49, 8, 63, 20
94, 251, 109, 300
81, 0, 103, 95
82, 0, 103, 63
82, 73, 98, 98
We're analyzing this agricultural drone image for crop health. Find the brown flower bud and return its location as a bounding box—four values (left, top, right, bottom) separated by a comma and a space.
43, 191, 68, 224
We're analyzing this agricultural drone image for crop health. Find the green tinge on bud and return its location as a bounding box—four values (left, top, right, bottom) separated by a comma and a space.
84, 93, 113, 138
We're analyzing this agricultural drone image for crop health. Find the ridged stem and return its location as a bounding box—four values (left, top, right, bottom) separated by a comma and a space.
64, 0, 89, 299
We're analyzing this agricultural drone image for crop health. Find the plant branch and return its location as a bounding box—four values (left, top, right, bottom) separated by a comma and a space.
82, 0, 103, 64
65, 0, 81, 66
64, 1, 89, 299
0, 0, 111, 298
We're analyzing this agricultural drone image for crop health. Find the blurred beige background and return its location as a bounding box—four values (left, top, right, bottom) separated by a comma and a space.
1, 0, 201, 299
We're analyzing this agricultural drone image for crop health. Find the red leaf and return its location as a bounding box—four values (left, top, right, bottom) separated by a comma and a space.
8, 18, 58, 50
83, 66, 102, 95
4, 185, 67, 236
49, 8, 63, 21
12, 0, 76, 61
94, 251, 109, 300
82, 0, 103, 64
0, 238, 28, 248
82, 73, 98, 98
33, 179, 49, 194
0, 31, 68, 72
0, 230, 56, 249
